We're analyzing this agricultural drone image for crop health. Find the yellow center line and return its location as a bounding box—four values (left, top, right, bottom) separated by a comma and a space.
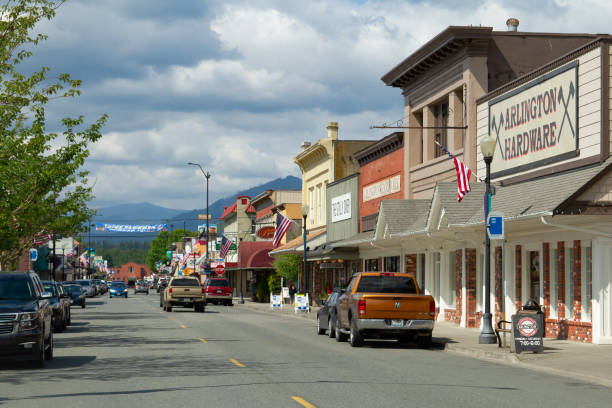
229, 358, 245, 368
180, 324, 187, 329
199, 337, 207, 344
291, 396, 316, 408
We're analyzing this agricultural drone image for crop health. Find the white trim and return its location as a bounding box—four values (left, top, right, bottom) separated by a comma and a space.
565, 241, 574, 320
549, 244, 558, 319
461, 248, 467, 328
580, 240, 592, 323
504, 242, 516, 318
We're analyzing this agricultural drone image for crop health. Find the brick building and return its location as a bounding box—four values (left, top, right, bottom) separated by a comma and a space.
114, 262, 151, 285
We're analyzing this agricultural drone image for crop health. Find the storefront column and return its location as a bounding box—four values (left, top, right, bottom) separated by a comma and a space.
504, 242, 515, 318
460, 248, 467, 328
592, 237, 612, 344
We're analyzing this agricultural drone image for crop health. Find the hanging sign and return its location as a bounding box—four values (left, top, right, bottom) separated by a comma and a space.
257, 226, 275, 239
487, 211, 504, 240
29, 249, 38, 261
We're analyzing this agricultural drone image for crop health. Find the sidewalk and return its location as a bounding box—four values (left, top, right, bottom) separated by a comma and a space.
234, 299, 612, 387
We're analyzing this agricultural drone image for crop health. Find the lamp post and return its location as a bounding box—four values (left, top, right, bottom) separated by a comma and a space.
301, 204, 309, 294
187, 162, 211, 264
479, 134, 498, 344
88, 223, 94, 278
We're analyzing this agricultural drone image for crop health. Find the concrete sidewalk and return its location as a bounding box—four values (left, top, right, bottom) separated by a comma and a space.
234, 299, 612, 388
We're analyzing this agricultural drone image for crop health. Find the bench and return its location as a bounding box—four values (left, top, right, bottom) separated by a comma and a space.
495, 320, 512, 348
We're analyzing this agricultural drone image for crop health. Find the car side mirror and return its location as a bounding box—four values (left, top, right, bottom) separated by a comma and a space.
40, 291, 53, 299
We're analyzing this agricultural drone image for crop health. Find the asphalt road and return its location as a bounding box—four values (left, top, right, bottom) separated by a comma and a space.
1, 293, 611, 408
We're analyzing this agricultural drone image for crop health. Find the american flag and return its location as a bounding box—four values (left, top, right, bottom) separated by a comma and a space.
435, 141, 472, 202
219, 235, 233, 259
79, 250, 89, 267
272, 212, 294, 248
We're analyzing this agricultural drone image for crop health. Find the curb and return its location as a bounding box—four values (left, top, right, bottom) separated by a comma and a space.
236, 302, 317, 321
438, 341, 520, 364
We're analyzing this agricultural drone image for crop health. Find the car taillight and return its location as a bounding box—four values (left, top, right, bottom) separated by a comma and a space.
429, 300, 436, 316
169, 288, 173, 294
358, 299, 366, 317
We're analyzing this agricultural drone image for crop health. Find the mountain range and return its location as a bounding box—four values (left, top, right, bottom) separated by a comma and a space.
91, 175, 302, 241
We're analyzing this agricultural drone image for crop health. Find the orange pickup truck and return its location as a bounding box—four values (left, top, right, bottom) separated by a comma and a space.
334, 272, 435, 347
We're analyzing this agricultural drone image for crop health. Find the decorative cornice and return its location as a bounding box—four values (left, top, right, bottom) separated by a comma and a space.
354, 132, 404, 167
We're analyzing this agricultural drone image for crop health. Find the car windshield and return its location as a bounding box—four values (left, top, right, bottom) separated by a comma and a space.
64, 285, 83, 294
171, 278, 200, 287
76, 280, 90, 287
111, 283, 125, 288
209, 279, 230, 287
42, 284, 58, 296
0, 276, 35, 300
356, 276, 417, 294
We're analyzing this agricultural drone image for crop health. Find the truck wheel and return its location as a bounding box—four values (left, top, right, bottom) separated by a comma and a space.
317, 316, 325, 335
335, 322, 348, 342
417, 332, 432, 348
328, 317, 336, 338
349, 318, 364, 347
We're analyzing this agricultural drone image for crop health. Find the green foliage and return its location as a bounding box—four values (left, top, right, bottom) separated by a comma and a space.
255, 278, 270, 303
268, 273, 281, 294
271, 253, 300, 283
92, 240, 149, 267
0, 0, 107, 267
146, 229, 196, 272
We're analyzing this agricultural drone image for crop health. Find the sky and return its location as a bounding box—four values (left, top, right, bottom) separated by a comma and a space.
26, 0, 612, 211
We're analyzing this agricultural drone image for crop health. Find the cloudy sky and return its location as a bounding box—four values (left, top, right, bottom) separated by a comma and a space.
27, 0, 612, 211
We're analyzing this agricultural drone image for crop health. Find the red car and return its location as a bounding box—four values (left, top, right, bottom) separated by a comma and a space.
203, 278, 233, 306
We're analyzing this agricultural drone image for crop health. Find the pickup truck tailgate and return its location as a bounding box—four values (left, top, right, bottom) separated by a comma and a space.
361, 294, 432, 320
171, 287, 201, 298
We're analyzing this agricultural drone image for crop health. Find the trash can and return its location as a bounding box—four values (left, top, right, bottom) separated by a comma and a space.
511, 298, 544, 354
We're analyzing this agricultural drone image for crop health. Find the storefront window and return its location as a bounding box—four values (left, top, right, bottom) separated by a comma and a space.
384, 256, 399, 272
364, 258, 378, 272
567, 245, 574, 320
583, 246, 592, 321
528, 250, 540, 301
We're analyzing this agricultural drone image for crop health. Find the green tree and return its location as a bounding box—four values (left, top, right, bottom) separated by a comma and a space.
0, 0, 107, 268
271, 253, 300, 283
146, 229, 196, 272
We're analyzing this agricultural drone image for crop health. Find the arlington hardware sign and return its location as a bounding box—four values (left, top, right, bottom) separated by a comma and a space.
488, 61, 578, 177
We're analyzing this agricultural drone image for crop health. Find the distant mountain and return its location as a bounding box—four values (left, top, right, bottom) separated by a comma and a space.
170, 175, 302, 231
89, 176, 301, 243
94, 202, 187, 223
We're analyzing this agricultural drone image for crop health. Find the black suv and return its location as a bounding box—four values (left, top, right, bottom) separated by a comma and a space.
0, 271, 54, 367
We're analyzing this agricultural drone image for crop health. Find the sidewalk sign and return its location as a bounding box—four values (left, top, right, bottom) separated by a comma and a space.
282, 287, 290, 298
511, 313, 544, 354
294, 293, 309, 313
270, 294, 282, 310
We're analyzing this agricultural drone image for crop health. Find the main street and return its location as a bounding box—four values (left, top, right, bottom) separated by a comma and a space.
1, 295, 611, 408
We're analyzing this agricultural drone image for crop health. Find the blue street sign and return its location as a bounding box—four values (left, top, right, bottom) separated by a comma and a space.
487, 212, 504, 240
29, 249, 37, 261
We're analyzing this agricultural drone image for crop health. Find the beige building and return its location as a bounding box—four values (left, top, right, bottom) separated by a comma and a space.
294, 122, 374, 230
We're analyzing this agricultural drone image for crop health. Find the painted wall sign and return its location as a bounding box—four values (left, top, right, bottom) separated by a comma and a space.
331, 192, 351, 222
363, 175, 401, 202
256, 226, 275, 239
488, 62, 578, 177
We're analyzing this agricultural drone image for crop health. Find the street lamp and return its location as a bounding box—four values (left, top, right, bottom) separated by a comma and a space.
479, 134, 498, 344
88, 223, 95, 278
187, 162, 211, 264
301, 204, 309, 294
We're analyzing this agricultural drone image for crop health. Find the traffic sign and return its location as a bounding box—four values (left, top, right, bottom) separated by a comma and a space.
29, 249, 37, 261
215, 265, 225, 275
487, 211, 504, 240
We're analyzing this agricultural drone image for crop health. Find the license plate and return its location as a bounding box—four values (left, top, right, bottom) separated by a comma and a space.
182, 298, 192, 302
391, 320, 404, 327
217, 290, 222, 294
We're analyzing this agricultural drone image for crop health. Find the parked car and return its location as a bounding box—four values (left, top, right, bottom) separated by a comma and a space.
134, 280, 149, 295
156, 277, 168, 293
63, 284, 86, 308
57, 283, 72, 326
203, 278, 233, 306
0, 271, 54, 367
41, 281, 69, 332
109, 281, 128, 298
75, 279, 96, 297
93, 279, 106, 294
317, 289, 342, 338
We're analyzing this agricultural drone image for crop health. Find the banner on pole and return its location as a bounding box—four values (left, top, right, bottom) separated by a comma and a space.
95, 223, 168, 233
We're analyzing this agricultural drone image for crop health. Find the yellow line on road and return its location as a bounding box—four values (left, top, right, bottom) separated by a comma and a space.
199, 337, 207, 344
291, 396, 316, 408
229, 358, 245, 368
180, 324, 187, 329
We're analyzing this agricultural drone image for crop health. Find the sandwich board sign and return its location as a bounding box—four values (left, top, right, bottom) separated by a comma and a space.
295, 294, 309, 313
270, 294, 282, 309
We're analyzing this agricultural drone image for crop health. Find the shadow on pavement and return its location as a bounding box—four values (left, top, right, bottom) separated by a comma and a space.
0, 355, 96, 371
